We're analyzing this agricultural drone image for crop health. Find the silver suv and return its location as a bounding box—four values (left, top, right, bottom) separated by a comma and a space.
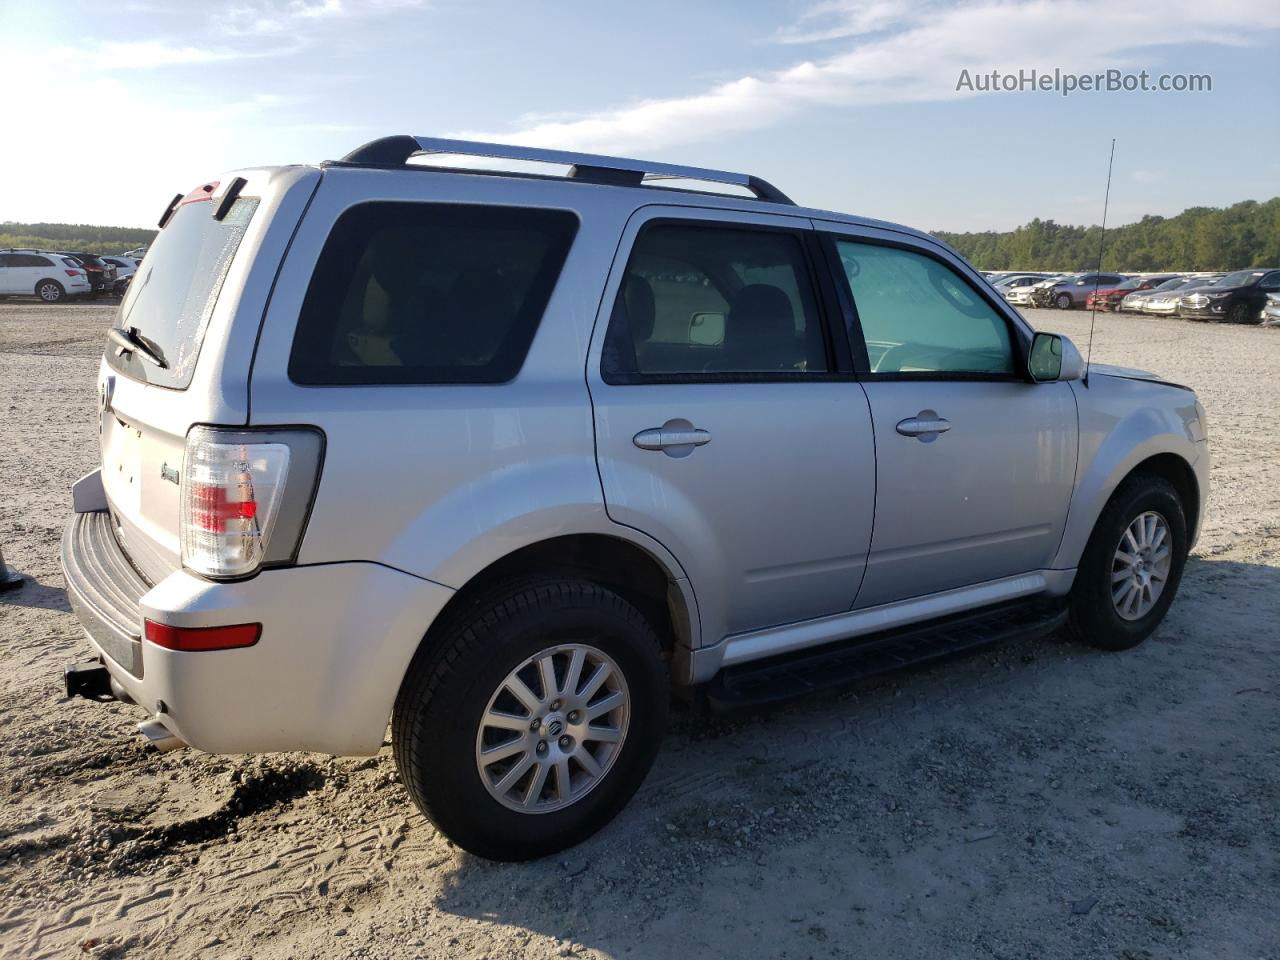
61, 137, 1209, 860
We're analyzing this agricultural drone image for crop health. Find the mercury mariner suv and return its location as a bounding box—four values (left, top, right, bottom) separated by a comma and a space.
61, 137, 1210, 861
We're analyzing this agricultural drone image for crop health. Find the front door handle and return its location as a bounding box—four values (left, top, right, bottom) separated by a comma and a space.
633, 419, 711, 457
896, 411, 951, 442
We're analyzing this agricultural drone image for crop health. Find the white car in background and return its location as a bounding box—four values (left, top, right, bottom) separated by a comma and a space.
101, 256, 138, 280
0, 251, 92, 302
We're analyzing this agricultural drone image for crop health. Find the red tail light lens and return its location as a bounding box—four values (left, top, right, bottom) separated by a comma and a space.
181, 428, 290, 577
145, 620, 261, 651
64, 269, 81, 277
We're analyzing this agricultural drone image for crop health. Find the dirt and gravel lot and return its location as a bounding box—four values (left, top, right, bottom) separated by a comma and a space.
0, 300, 1277, 960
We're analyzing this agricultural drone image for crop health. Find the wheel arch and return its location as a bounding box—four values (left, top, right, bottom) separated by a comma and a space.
1056, 438, 1202, 571
1124, 452, 1200, 542
405, 533, 700, 690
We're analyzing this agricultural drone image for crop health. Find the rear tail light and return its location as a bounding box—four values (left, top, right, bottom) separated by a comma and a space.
145, 619, 261, 651
181, 429, 290, 577
64, 269, 82, 277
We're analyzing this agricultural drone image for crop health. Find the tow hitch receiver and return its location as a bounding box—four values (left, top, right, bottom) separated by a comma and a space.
64, 661, 113, 701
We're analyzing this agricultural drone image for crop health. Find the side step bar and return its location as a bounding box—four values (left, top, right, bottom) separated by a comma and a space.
706, 599, 1067, 711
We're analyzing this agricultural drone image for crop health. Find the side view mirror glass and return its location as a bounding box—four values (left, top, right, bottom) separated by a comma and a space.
1028, 332, 1063, 381
689, 311, 725, 345
1028, 332, 1085, 382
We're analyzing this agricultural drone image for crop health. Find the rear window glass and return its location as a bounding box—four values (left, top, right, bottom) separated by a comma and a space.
108, 197, 259, 388
288, 202, 578, 385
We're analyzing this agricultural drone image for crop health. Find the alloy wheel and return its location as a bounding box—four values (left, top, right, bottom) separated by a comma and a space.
1111, 510, 1172, 620
475, 643, 630, 814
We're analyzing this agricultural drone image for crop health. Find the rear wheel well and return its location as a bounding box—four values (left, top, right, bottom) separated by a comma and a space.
423, 535, 686, 661
1122, 453, 1199, 538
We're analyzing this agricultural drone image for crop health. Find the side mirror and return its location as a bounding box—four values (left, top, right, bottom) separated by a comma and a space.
1028, 332, 1084, 382
689, 311, 725, 345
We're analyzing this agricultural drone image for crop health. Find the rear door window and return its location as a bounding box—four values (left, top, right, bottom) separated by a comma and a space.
108, 196, 259, 388
288, 202, 578, 385
601, 222, 830, 382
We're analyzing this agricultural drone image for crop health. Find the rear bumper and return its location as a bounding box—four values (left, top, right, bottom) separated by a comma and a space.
61, 510, 454, 755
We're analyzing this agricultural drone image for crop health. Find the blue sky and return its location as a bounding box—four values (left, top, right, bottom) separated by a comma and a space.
1, 0, 1277, 230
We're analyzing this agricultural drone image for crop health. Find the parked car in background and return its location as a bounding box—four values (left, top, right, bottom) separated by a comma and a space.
992, 273, 1051, 299
57, 252, 117, 297
101, 257, 138, 296
1049, 272, 1127, 309
1178, 269, 1280, 324
0, 250, 92, 302
1120, 276, 1201, 313
1087, 275, 1180, 312
101, 256, 137, 280
1021, 275, 1071, 308
1261, 292, 1280, 326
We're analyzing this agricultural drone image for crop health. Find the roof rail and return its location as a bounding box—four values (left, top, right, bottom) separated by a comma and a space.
332, 135, 795, 205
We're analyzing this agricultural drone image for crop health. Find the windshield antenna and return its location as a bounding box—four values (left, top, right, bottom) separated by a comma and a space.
1084, 138, 1116, 387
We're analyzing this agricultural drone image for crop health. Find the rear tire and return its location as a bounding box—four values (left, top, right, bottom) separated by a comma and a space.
36, 280, 64, 303
1065, 475, 1187, 651
393, 578, 669, 861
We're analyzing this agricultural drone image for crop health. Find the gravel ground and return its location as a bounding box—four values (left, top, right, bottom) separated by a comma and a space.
1, 301, 1277, 960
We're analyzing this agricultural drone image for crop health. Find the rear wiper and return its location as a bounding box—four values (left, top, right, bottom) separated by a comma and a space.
108, 326, 167, 369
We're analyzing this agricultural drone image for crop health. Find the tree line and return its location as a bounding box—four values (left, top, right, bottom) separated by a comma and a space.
932, 197, 1279, 272
0, 222, 156, 255
5, 196, 1278, 270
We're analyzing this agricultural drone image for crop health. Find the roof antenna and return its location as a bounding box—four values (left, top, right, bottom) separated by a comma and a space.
1084, 138, 1116, 388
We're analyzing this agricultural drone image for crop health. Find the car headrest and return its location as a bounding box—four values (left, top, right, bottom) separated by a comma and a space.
623, 275, 656, 342
724, 284, 795, 353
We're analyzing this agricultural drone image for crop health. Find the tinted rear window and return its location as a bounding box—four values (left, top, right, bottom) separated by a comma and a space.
288, 202, 578, 385
108, 197, 259, 388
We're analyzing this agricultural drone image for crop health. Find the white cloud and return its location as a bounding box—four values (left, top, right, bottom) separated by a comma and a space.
223, 0, 425, 35
454, 0, 1280, 156
775, 0, 934, 44
81, 40, 282, 69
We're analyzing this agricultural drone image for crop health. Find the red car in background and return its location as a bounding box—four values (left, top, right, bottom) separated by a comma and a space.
1086, 274, 1180, 311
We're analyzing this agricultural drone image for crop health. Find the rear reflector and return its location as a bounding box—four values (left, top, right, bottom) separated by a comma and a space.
145, 620, 261, 652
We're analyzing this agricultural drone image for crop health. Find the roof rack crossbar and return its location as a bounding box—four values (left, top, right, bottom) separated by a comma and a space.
336, 135, 795, 205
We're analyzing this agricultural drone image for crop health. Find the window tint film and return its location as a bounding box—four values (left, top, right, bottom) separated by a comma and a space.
834, 240, 1014, 375
290, 202, 578, 385
108, 197, 259, 388
603, 223, 828, 381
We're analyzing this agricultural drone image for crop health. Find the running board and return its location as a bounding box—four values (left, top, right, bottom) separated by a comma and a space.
705, 599, 1067, 711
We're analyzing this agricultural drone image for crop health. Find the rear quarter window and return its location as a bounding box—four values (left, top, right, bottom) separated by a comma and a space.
288, 202, 578, 385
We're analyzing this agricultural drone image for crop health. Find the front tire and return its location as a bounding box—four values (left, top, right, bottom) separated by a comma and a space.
1065, 475, 1188, 651
1227, 301, 1254, 325
393, 578, 669, 861
36, 280, 64, 303
1055, 292, 1073, 310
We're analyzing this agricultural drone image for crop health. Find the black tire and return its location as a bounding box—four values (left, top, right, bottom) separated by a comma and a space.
1054, 292, 1074, 310
393, 578, 669, 861
35, 279, 64, 303
1227, 301, 1254, 325
1065, 474, 1188, 651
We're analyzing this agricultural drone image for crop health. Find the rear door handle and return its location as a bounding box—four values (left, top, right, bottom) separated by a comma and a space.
633, 420, 711, 457
896, 411, 951, 442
